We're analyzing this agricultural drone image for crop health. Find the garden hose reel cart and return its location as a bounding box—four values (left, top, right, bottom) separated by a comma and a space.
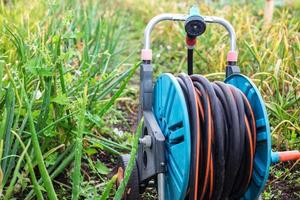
118, 6, 300, 200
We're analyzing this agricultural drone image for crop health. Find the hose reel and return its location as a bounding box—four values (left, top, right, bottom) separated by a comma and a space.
118, 6, 300, 200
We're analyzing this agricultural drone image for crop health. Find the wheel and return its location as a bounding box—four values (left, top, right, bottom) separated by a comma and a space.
117, 154, 140, 200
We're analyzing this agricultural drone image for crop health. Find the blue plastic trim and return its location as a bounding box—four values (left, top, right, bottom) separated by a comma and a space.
153, 73, 191, 200
271, 152, 280, 164
189, 6, 200, 17
225, 74, 271, 200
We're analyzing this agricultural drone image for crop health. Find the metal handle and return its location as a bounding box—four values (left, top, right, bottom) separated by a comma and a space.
144, 14, 187, 50
142, 14, 237, 59
203, 16, 237, 52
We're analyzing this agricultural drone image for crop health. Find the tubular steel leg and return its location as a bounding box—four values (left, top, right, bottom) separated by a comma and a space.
157, 173, 165, 200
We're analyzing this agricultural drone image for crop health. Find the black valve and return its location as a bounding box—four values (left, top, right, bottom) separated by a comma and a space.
185, 15, 206, 39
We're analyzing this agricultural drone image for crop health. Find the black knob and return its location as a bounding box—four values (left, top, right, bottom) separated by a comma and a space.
185, 15, 206, 38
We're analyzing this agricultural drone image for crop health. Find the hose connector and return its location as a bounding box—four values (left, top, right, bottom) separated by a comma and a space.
272, 151, 300, 163
185, 6, 206, 39
186, 36, 197, 49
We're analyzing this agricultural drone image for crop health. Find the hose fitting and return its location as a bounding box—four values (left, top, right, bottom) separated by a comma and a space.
185, 6, 206, 39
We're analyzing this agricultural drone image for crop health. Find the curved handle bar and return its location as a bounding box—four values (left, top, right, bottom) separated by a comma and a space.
144, 14, 187, 50
142, 14, 237, 60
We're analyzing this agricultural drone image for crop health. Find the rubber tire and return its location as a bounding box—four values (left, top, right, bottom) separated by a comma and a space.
117, 154, 140, 200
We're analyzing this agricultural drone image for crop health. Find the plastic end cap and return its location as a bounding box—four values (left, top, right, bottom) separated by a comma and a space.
141, 49, 152, 61
227, 51, 238, 62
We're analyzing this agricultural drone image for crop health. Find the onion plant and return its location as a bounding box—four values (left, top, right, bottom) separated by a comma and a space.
0, 0, 138, 199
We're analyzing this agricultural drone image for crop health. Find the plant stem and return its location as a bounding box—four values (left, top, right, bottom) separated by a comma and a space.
0, 60, 4, 97
37, 77, 52, 131
19, 78, 58, 200
11, 130, 44, 200
100, 175, 118, 200
4, 140, 30, 200
72, 84, 88, 200
27, 107, 58, 200
2, 85, 15, 184
25, 150, 75, 200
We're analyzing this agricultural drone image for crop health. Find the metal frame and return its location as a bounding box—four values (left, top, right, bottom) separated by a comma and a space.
137, 10, 238, 200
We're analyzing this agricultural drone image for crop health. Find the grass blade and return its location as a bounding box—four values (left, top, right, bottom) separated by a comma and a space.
0, 61, 4, 98
100, 175, 117, 200
113, 119, 143, 200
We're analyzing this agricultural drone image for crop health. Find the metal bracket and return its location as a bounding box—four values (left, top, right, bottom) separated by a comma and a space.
226, 65, 240, 78
137, 111, 166, 183
140, 63, 153, 112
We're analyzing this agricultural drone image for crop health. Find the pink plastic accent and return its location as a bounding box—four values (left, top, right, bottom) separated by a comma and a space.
141, 49, 152, 61
227, 51, 238, 62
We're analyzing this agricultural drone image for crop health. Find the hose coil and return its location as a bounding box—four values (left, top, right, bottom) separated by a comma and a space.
176, 73, 256, 200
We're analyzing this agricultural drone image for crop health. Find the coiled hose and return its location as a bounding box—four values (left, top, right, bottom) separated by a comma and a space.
176, 73, 256, 200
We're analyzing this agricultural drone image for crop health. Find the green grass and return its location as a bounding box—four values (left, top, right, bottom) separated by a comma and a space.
0, 0, 299, 199
0, 0, 137, 199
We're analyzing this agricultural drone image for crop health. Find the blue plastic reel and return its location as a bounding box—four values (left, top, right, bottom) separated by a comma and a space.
153, 73, 191, 200
225, 74, 271, 200
152, 73, 270, 200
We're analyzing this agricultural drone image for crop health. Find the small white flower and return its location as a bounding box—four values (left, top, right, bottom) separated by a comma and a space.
35, 90, 42, 100
75, 70, 82, 76
113, 128, 124, 137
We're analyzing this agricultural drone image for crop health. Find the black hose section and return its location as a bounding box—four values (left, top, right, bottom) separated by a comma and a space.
187, 49, 194, 75
231, 94, 256, 198
177, 74, 198, 200
211, 81, 242, 198
191, 75, 225, 200
227, 85, 249, 199
176, 74, 256, 200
